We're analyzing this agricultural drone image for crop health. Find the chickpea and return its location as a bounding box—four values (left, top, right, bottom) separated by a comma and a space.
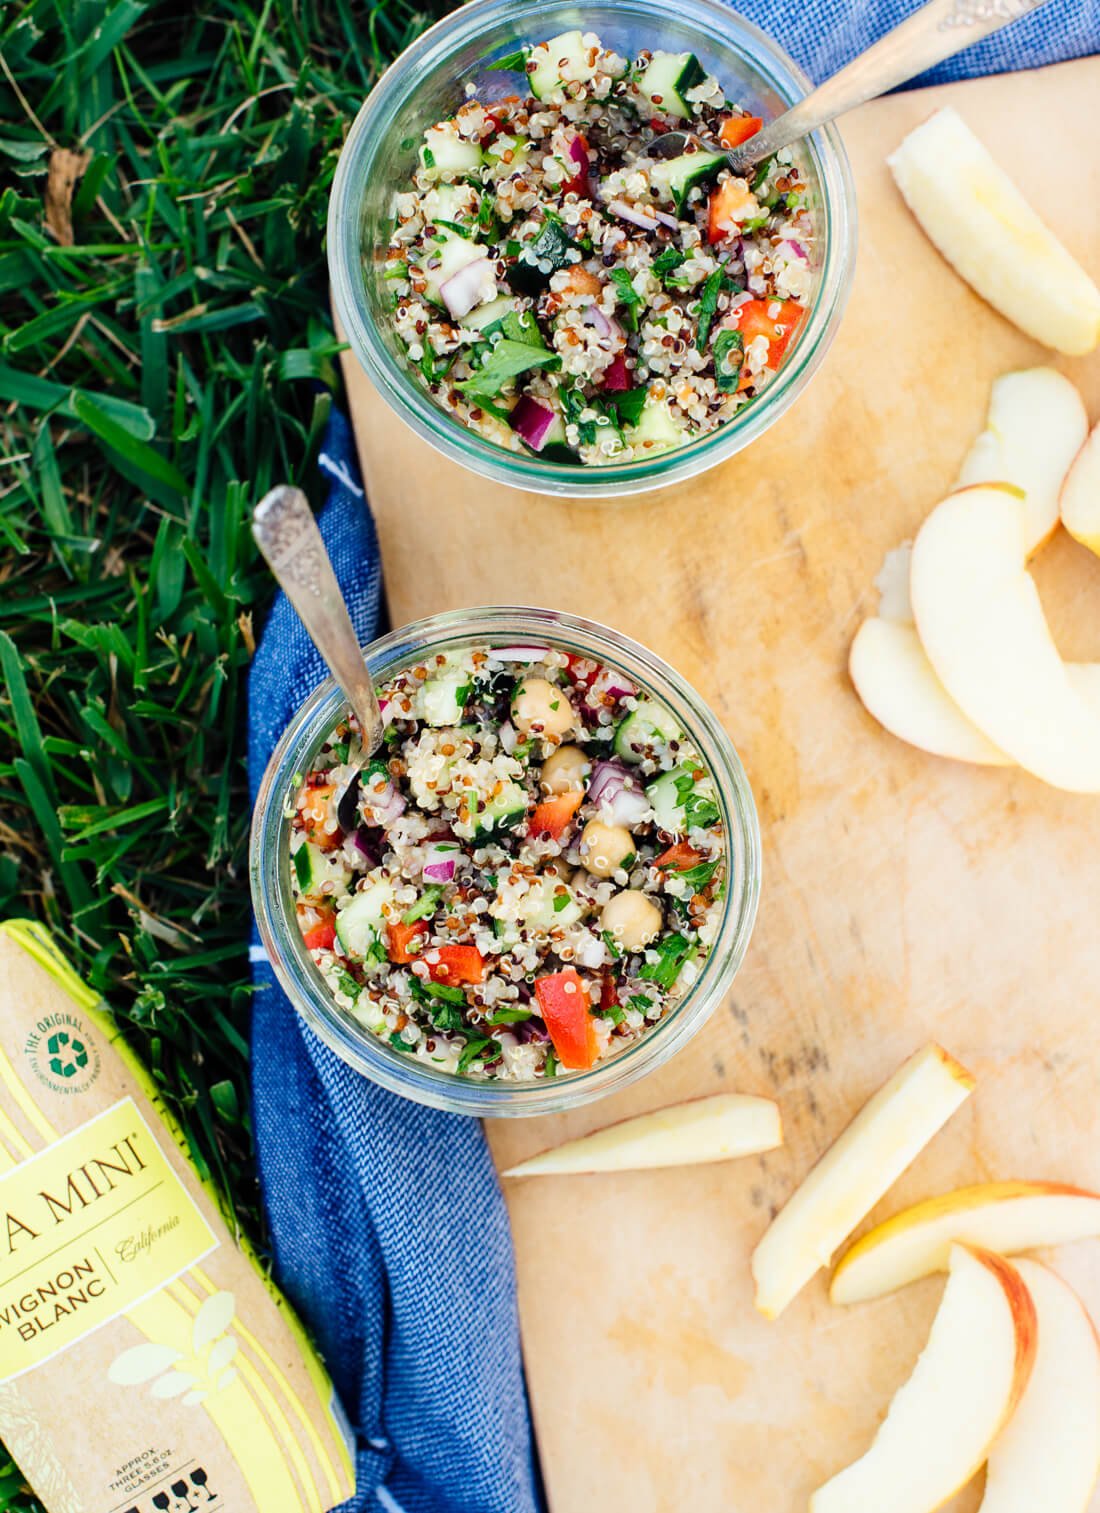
580, 819, 636, 879
540, 744, 590, 795
511, 678, 574, 739
600, 890, 663, 952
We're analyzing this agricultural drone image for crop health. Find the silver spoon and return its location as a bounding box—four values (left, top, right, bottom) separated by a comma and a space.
253, 485, 385, 825
649, 0, 1051, 175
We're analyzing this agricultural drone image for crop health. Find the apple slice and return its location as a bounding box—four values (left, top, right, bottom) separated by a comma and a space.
956, 369, 1088, 553
502, 1093, 782, 1177
751, 1044, 974, 1320
850, 619, 1011, 766
980, 1259, 1100, 1513
850, 621, 1100, 768
911, 484, 1100, 792
1061, 420, 1100, 558
888, 108, 1100, 356
831, 1180, 1100, 1304
811, 1245, 1037, 1513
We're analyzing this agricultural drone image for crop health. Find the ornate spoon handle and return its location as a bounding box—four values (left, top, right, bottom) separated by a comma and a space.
252, 485, 385, 757
727, 0, 1052, 173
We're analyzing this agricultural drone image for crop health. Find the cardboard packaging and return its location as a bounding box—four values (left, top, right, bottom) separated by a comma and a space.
0, 920, 355, 1513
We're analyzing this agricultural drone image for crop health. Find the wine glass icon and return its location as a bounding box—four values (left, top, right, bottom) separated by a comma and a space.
152, 1495, 171, 1512
190, 1467, 217, 1502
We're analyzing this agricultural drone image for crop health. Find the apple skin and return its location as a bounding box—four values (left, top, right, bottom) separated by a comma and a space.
980, 1258, 1100, 1513
811, 1244, 1037, 1513
831, 1180, 1100, 1304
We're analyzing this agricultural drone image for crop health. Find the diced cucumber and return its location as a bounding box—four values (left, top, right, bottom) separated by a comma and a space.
335, 879, 395, 957
484, 133, 530, 168
650, 149, 726, 213
460, 294, 517, 333
519, 875, 583, 930
470, 779, 528, 840
506, 218, 581, 294
420, 128, 483, 178
528, 30, 595, 100
423, 182, 475, 233
293, 842, 350, 900
422, 233, 486, 306
614, 698, 683, 764
625, 399, 687, 454
421, 668, 473, 726
647, 763, 719, 835
636, 50, 706, 119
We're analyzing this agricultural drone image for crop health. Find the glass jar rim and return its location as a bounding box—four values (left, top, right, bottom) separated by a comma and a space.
249, 606, 763, 1116
327, 0, 857, 499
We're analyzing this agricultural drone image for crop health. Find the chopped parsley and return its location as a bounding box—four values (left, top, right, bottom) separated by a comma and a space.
751, 155, 775, 192
675, 859, 719, 891
335, 968, 361, 1001
609, 387, 648, 427
696, 266, 723, 352
456, 339, 561, 399
488, 47, 529, 71
458, 1035, 503, 1073
601, 929, 622, 960
543, 1050, 559, 1078
422, 146, 435, 169
673, 767, 720, 830
639, 933, 694, 991
488, 1006, 534, 1025
652, 246, 686, 286
389, 1032, 414, 1052
627, 994, 654, 1013
431, 217, 471, 238
608, 267, 642, 331
552, 891, 571, 913
600, 1003, 625, 1026
713, 329, 744, 392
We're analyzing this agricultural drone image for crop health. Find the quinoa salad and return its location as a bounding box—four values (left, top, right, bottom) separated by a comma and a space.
384, 30, 814, 465
289, 647, 727, 1080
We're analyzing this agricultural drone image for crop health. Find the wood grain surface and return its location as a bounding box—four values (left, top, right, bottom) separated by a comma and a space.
340, 55, 1100, 1513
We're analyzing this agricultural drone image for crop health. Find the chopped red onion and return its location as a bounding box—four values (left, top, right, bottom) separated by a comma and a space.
361, 774, 406, 825
601, 352, 630, 392
423, 841, 460, 883
567, 136, 589, 175
439, 258, 497, 320
509, 394, 557, 452
589, 760, 650, 829
493, 646, 550, 662
607, 199, 659, 232
780, 239, 809, 261
654, 210, 680, 230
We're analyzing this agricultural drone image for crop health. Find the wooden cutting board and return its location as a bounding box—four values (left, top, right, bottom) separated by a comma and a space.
340, 55, 1100, 1513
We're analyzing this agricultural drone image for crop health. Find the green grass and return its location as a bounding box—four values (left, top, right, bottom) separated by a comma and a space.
0, 1, 449, 1505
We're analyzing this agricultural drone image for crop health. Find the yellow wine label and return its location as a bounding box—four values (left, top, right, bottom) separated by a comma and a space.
0, 1098, 216, 1380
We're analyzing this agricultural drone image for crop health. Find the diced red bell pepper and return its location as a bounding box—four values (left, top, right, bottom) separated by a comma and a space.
565, 652, 600, 689
387, 919, 428, 964
707, 177, 759, 244
426, 944, 485, 985
535, 969, 597, 1070
731, 297, 806, 365
302, 916, 337, 952
719, 114, 762, 149
655, 842, 704, 872
601, 353, 631, 392
297, 783, 340, 850
528, 790, 584, 840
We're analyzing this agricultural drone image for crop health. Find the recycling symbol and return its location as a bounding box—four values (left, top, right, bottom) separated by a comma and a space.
47, 1030, 88, 1080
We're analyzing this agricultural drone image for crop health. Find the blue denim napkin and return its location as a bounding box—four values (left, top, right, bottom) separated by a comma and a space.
248, 9, 1098, 1511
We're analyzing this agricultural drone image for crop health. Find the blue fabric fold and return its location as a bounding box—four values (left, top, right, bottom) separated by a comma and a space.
248, 8, 1098, 1510
248, 410, 541, 1513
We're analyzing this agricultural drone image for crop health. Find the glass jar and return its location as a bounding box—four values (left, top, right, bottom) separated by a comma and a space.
328, 0, 856, 499
250, 607, 762, 1116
